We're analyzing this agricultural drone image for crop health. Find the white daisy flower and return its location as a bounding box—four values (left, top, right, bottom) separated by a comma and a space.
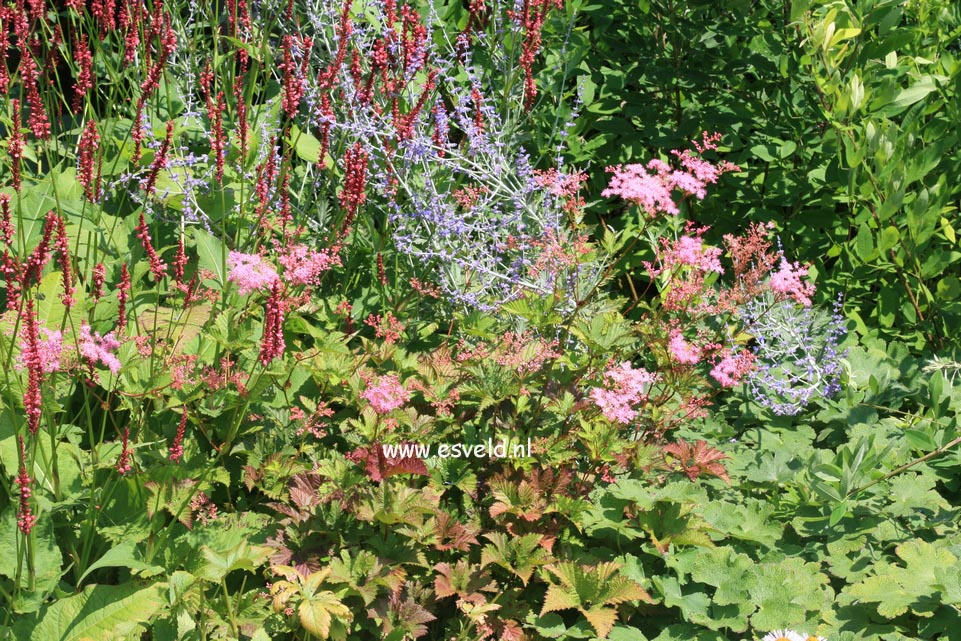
761, 630, 806, 641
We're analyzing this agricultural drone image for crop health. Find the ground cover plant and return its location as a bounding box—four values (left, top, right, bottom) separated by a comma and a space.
1, 0, 960, 640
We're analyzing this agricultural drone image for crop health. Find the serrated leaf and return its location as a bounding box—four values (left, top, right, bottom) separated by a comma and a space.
16, 582, 166, 641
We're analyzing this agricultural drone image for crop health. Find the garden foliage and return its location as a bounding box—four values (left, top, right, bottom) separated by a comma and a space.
0, 0, 960, 640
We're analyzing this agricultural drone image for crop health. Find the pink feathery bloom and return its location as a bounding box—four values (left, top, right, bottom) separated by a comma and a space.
769, 258, 815, 306
602, 162, 679, 216
668, 330, 701, 365
667, 235, 724, 274
710, 349, 755, 388
362, 374, 411, 414
228, 251, 279, 294
590, 361, 657, 424
79, 323, 122, 374
277, 244, 341, 286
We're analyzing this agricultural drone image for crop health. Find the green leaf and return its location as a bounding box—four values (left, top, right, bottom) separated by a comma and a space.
78, 542, 164, 585
855, 223, 874, 260
847, 539, 958, 618
16, 582, 166, 640
288, 124, 323, 163
890, 76, 938, 110
192, 228, 228, 287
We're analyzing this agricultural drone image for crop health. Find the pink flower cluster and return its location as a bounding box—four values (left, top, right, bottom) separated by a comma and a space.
602, 132, 739, 217
668, 330, 701, 365
709, 349, 755, 388
79, 324, 121, 374
362, 374, 411, 414
278, 244, 341, 286
769, 258, 815, 306
590, 361, 657, 424
227, 251, 279, 294
653, 233, 724, 275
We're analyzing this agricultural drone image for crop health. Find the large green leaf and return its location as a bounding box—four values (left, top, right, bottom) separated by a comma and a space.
15, 582, 166, 640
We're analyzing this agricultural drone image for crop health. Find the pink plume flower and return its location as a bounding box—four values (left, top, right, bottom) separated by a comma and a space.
227, 251, 279, 294
79, 324, 121, 374
769, 258, 815, 306
710, 349, 755, 388
669, 330, 701, 365
277, 244, 341, 286
590, 362, 657, 424
362, 374, 410, 414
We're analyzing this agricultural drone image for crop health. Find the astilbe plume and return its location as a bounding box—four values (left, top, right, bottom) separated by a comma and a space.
277, 244, 341, 286
590, 362, 657, 424
228, 251, 279, 294
78, 323, 122, 374
506, 0, 564, 109
603, 133, 739, 217
362, 374, 411, 414
709, 349, 755, 388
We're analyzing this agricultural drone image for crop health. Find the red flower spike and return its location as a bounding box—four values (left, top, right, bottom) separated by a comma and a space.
72, 34, 95, 112
0, 194, 13, 245
91, 263, 106, 301
259, 282, 286, 365
16, 436, 36, 535
78, 119, 102, 202
22, 299, 43, 435
135, 213, 168, 281
170, 409, 187, 462
117, 263, 131, 331
8, 99, 23, 191
54, 215, 74, 309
